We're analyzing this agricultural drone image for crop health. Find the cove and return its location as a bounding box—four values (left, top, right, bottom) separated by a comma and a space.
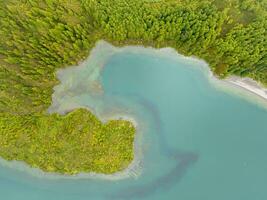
1, 41, 267, 200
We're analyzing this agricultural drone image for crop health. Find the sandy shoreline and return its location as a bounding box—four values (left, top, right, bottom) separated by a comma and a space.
224, 76, 267, 101
205, 66, 267, 106
0, 157, 142, 181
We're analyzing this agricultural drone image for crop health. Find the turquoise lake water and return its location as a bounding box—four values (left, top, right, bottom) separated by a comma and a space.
1, 42, 267, 200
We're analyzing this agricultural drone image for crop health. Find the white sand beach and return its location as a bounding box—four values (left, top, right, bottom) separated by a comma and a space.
225, 76, 267, 101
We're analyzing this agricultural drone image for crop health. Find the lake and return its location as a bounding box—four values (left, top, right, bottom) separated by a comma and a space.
1, 41, 267, 200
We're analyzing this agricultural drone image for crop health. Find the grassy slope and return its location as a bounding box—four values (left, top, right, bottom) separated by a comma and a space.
0, 0, 266, 174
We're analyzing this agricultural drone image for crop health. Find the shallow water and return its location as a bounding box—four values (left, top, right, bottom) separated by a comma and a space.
1, 42, 267, 200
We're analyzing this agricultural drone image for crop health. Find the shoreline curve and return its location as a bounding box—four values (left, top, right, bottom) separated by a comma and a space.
1, 40, 266, 180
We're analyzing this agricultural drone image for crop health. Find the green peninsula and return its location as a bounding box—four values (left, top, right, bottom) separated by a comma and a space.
0, 109, 135, 174
0, 0, 266, 174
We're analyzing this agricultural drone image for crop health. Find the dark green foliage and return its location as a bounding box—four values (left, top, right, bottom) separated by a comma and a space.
214, 20, 267, 82
83, 0, 266, 83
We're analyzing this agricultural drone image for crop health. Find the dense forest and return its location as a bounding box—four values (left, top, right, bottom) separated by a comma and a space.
0, 0, 266, 174
0, 109, 134, 174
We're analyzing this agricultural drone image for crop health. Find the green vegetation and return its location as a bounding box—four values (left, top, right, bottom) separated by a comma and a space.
0, 109, 135, 174
0, 0, 266, 174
